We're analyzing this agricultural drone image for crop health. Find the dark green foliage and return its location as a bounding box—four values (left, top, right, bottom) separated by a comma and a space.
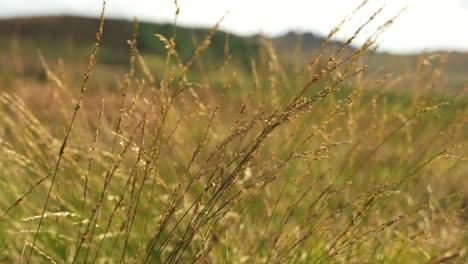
0, 16, 258, 66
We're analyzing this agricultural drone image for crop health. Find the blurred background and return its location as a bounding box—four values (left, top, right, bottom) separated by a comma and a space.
0, 0, 466, 93
1, 0, 467, 53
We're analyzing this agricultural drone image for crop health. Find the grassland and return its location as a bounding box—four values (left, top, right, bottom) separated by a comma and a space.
0, 4, 466, 264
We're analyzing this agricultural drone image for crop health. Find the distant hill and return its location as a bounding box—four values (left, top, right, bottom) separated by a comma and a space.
269, 31, 345, 59
0, 16, 259, 65
0, 16, 364, 68
0, 16, 466, 91
0, 16, 348, 64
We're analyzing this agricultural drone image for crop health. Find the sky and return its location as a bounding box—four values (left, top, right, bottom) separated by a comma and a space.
0, 0, 467, 54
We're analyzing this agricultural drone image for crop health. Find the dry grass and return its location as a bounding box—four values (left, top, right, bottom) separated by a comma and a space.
0, 1, 466, 263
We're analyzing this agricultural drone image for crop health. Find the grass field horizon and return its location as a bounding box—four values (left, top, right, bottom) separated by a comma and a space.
0, 2, 466, 263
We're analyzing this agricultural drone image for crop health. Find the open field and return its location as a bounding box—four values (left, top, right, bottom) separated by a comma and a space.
0, 7, 467, 264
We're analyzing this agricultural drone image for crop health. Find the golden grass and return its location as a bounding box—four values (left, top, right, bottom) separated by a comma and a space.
0, 1, 466, 263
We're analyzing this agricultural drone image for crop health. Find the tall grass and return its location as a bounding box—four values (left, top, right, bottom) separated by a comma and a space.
0, 1, 466, 263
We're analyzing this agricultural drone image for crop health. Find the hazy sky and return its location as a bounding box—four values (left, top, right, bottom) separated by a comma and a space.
1, 0, 467, 54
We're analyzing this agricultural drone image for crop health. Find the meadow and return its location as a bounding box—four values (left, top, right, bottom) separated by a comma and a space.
0, 3, 466, 263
